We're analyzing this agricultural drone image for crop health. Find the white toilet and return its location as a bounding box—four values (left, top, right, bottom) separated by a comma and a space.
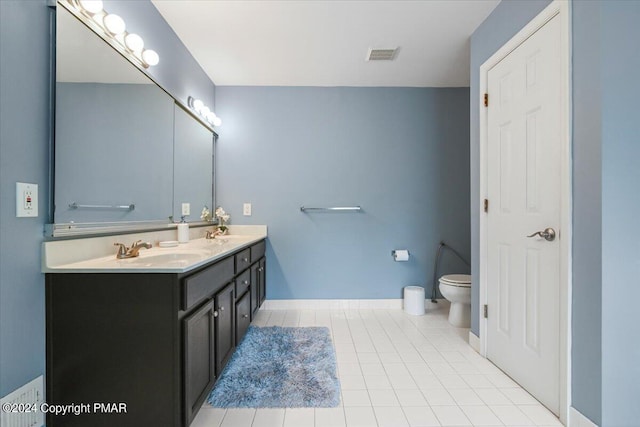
438, 274, 472, 328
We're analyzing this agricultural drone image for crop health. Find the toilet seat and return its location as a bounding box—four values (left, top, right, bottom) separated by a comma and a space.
439, 274, 471, 288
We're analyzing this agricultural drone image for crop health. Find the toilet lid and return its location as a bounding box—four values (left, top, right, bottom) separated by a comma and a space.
440, 274, 471, 287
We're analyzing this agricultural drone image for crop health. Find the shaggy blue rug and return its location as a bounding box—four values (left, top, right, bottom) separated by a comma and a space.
207, 326, 340, 408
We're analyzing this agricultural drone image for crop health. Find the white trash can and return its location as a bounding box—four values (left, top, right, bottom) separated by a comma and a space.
404, 286, 425, 316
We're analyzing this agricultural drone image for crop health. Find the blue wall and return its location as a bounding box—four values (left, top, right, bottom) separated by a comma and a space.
0, 0, 215, 399
600, 2, 640, 425
572, 1, 603, 422
0, 0, 50, 397
216, 86, 470, 300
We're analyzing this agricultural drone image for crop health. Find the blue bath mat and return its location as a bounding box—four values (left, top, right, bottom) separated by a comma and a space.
207, 326, 340, 408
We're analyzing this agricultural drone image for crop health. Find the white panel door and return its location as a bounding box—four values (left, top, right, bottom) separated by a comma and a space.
486, 15, 561, 414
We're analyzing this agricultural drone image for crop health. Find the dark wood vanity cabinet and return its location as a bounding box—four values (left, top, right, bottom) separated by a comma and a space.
46, 239, 266, 427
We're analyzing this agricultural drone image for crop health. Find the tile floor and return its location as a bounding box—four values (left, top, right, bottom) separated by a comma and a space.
192, 303, 563, 427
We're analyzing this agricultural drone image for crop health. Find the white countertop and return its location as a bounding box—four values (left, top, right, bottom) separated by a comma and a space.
42, 225, 267, 273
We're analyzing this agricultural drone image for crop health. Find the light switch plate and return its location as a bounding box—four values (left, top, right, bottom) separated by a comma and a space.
243, 203, 252, 216
16, 182, 38, 217
181, 203, 190, 216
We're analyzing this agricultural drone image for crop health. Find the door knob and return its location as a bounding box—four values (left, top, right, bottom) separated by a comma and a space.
527, 227, 556, 241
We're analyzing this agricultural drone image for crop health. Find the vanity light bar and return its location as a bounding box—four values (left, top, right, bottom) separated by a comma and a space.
68, 0, 160, 68
188, 96, 222, 127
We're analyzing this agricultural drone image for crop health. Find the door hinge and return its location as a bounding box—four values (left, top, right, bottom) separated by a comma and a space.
484, 93, 489, 107
483, 304, 488, 319
483, 199, 489, 213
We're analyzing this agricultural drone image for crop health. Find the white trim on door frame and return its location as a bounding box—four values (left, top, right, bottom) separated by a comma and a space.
478, 0, 572, 424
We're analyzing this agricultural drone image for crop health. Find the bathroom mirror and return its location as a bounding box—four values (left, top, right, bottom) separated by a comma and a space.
53, 6, 214, 231
173, 104, 214, 221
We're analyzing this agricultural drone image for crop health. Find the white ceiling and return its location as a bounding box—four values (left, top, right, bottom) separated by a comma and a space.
151, 0, 500, 87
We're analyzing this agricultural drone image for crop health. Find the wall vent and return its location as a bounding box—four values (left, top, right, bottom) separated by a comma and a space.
0, 376, 44, 427
366, 47, 398, 61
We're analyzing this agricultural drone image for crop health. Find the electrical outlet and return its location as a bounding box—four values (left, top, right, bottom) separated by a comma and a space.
243, 203, 252, 216
16, 182, 38, 218
181, 203, 190, 216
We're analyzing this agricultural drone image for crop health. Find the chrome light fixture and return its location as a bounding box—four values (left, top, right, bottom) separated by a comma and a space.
66, 0, 160, 69
188, 96, 222, 128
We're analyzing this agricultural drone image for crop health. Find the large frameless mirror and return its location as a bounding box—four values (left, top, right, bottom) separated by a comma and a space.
52, 5, 214, 235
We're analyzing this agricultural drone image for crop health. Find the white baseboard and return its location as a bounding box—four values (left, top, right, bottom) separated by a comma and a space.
262, 298, 448, 311
468, 331, 481, 353
262, 299, 403, 310
569, 407, 598, 427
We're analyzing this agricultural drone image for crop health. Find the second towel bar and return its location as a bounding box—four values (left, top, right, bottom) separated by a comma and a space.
300, 206, 361, 212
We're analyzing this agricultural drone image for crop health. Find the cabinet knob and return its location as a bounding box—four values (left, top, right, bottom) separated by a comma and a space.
242, 314, 249, 319
258, 267, 264, 272
243, 280, 249, 285
243, 257, 249, 262
213, 311, 219, 318
219, 306, 225, 311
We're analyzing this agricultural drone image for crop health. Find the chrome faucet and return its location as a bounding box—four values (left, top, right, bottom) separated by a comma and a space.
205, 229, 224, 239
114, 240, 152, 259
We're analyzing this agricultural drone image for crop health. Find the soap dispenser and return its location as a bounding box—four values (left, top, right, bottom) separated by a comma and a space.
177, 216, 189, 243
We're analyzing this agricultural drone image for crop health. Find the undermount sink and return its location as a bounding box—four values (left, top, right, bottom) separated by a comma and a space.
125, 251, 205, 266
212, 236, 244, 242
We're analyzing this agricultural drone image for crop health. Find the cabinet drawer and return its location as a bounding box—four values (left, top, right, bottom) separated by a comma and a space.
251, 240, 266, 263
183, 257, 234, 311
235, 269, 250, 297
235, 291, 251, 344
235, 248, 251, 273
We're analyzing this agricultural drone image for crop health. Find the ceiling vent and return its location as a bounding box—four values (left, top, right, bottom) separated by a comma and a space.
366, 47, 398, 61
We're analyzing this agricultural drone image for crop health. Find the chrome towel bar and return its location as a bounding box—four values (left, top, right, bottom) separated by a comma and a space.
300, 206, 361, 212
69, 202, 135, 211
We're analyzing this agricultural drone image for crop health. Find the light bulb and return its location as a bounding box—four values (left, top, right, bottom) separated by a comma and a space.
78, 0, 103, 14
201, 106, 211, 117
193, 99, 204, 113
103, 14, 126, 35
141, 49, 159, 66
213, 116, 222, 127
206, 112, 216, 123
124, 33, 144, 53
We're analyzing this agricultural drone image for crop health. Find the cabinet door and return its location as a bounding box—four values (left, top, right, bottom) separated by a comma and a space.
250, 263, 259, 319
184, 300, 215, 426
259, 258, 266, 307
235, 290, 251, 344
215, 282, 235, 374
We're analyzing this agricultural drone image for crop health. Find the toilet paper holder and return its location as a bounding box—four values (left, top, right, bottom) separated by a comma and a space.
392, 250, 410, 261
